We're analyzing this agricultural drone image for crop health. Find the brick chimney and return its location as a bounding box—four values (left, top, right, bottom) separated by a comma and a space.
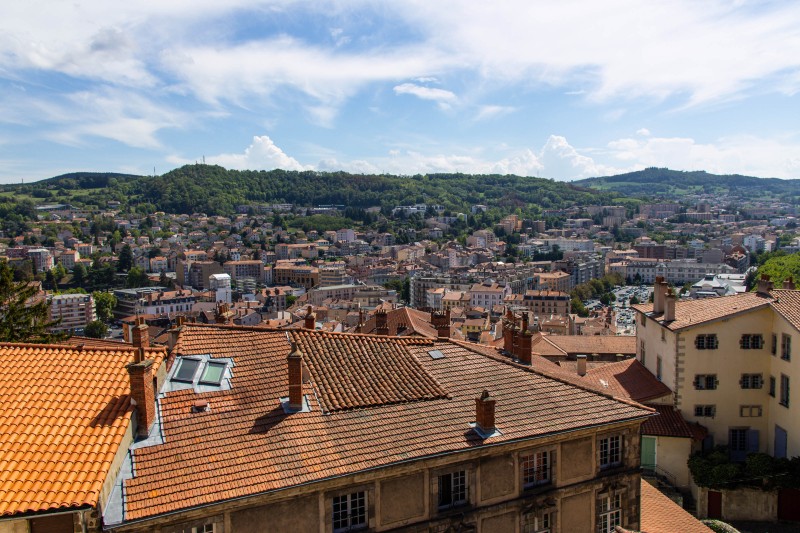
783, 276, 795, 290
304, 305, 316, 330
287, 343, 304, 411
514, 329, 532, 365
475, 389, 496, 435
664, 289, 677, 322
576, 354, 587, 376
132, 316, 149, 349
375, 309, 389, 336
757, 274, 774, 296
127, 356, 155, 438
653, 277, 667, 314
432, 310, 450, 340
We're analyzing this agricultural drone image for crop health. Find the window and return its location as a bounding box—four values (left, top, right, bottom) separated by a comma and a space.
656, 356, 662, 381
333, 491, 367, 532
599, 435, 622, 469
740, 405, 762, 417
693, 374, 718, 390
199, 361, 226, 385
740, 334, 764, 350
694, 405, 716, 418
772, 333, 778, 356
740, 374, 763, 389
522, 510, 553, 533
781, 334, 791, 361
640, 341, 646, 366
769, 376, 776, 397
695, 334, 719, 350
597, 492, 622, 533
521, 451, 551, 487
730, 428, 747, 453
438, 470, 468, 509
173, 358, 201, 383
780, 374, 790, 408
661, 329, 666, 342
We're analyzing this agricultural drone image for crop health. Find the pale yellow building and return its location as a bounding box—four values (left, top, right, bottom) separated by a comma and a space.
634, 277, 799, 459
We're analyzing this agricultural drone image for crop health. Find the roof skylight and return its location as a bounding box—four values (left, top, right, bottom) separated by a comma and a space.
172, 358, 201, 383
199, 361, 226, 386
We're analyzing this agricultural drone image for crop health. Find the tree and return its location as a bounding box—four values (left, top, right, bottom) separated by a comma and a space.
84, 320, 108, 339
73, 263, 88, 288
0, 261, 63, 342
117, 244, 133, 272
93, 291, 117, 322
126, 267, 149, 288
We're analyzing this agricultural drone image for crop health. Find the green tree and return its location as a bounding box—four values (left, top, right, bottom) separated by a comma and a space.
84, 320, 108, 339
126, 267, 149, 288
72, 263, 88, 288
117, 244, 133, 272
0, 261, 63, 342
93, 291, 118, 322
401, 277, 411, 303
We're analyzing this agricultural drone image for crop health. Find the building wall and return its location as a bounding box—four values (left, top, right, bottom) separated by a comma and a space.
649, 435, 693, 488
767, 312, 800, 457
109, 421, 645, 533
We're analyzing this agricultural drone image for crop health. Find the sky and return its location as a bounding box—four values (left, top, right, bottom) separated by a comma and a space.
2, 0, 800, 184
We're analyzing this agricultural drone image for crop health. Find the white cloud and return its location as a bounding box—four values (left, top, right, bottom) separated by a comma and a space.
393, 83, 458, 109
474, 105, 516, 121
636, 128, 651, 137
203, 135, 310, 171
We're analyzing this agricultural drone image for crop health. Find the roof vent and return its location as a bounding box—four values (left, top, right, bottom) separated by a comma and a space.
191, 399, 209, 413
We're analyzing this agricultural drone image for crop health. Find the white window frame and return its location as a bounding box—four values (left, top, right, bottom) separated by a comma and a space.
597, 492, 622, 533
437, 469, 468, 509
522, 509, 554, 533
599, 435, 622, 469
332, 491, 367, 532
521, 450, 552, 488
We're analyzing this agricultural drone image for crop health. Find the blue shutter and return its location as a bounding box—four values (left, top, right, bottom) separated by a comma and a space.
747, 429, 760, 454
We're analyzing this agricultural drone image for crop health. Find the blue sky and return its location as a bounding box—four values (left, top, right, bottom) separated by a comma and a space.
2, 0, 800, 184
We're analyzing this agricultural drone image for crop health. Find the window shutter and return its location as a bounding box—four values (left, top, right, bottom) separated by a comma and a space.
747, 430, 760, 453
739, 376, 744, 387
714, 377, 719, 388
693, 377, 700, 388
740, 337, 745, 348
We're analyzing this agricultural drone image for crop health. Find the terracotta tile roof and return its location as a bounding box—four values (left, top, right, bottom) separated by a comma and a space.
119, 325, 653, 522
641, 405, 695, 438
640, 479, 712, 532
770, 289, 800, 330
567, 359, 672, 403
0, 343, 164, 517
533, 334, 636, 358
633, 292, 772, 331
354, 307, 439, 338
292, 330, 449, 412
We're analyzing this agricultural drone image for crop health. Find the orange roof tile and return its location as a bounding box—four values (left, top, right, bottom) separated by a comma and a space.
770, 289, 800, 330
0, 343, 165, 517
535, 335, 637, 357
354, 307, 439, 338
119, 325, 653, 522
640, 479, 712, 532
633, 292, 771, 331
563, 359, 672, 403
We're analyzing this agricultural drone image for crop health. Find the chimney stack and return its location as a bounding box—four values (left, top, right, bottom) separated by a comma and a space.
127, 357, 155, 438
514, 329, 533, 365
287, 343, 304, 411
375, 309, 389, 336
757, 274, 774, 296
475, 389, 496, 435
664, 289, 677, 322
653, 277, 667, 314
132, 316, 150, 349
576, 354, 587, 376
783, 276, 795, 290
304, 305, 316, 330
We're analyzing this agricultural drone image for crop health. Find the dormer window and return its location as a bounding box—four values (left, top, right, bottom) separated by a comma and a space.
199, 361, 226, 386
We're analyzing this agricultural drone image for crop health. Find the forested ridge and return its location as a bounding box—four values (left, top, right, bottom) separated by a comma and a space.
4, 165, 620, 216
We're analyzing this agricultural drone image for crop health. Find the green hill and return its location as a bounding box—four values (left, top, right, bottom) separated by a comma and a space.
574, 168, 800, 200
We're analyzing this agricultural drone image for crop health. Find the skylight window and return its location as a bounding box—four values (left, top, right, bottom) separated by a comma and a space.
173, 358, 201, 383
429, 350, 444, 360
199, 361, 226, 386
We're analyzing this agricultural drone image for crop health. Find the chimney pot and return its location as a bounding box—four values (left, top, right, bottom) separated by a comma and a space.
783, 276, 795, 290
132, 319, 150, 349
576, 354, 587, 376
475, 389, 496, 435
757, 274, 774, 295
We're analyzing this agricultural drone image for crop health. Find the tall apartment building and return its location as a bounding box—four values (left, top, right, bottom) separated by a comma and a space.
505, 290, 571, 318
176, 259, 224, 290
48, 293, 96, 333
223, 260, 265, 284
